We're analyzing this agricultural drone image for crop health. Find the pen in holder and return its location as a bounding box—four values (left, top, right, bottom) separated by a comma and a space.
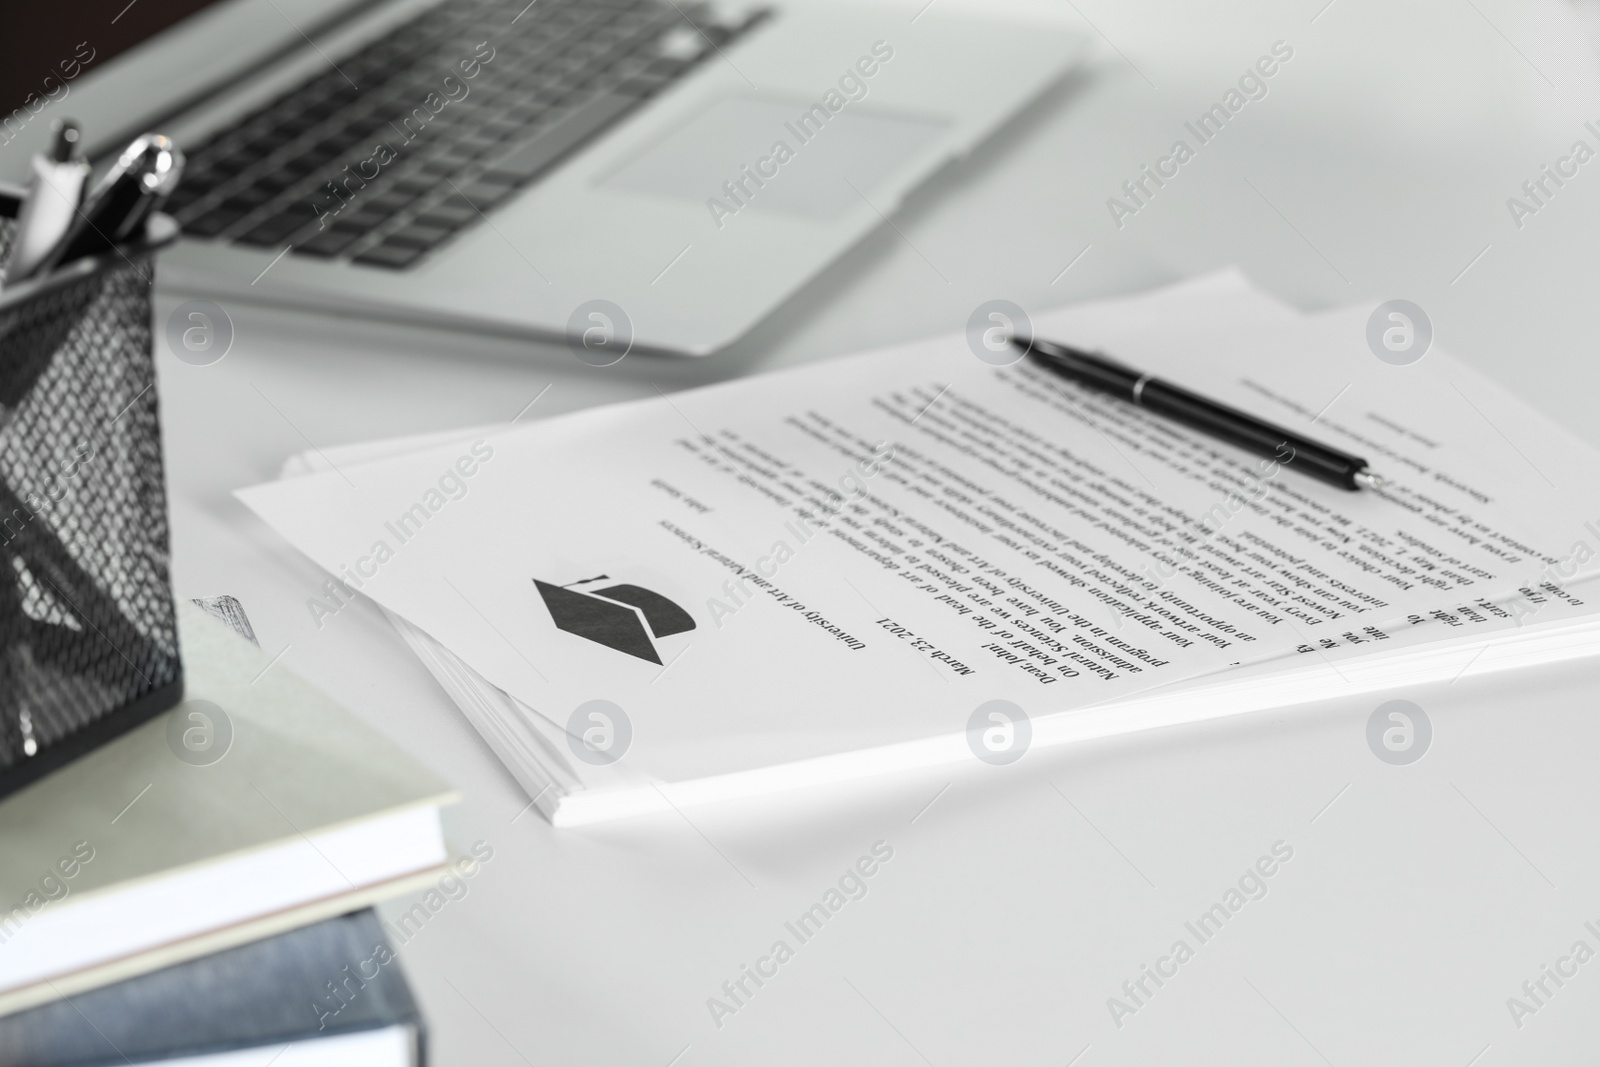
0, 181, 184, 800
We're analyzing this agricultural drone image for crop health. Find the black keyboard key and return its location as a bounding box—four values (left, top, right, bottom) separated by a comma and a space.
392, 176, 440, 198
173, 200, 216, 225
164, 187, 205, 213
309, 135, 354, 160
481, 93, 638, 181
450, 178, 517, 208
296, 227, 364, 257
253, 172, 297, 196
239, 181, 286, 204
338, 207, 392, 233
416, 202, 479, 228
385, 222, 451, 249
184, 209, 245, 238
353, 241, 426, 268
546, 51, 596, 73
365, 191, 419, 215
452, 135, 502, 159
207, 152, 256, 179
219, 193, 269, 215
240, 134, 285, 156
643, 57, 692, 79
275, 156, 323, 180
257, 117, 307, 143
396, 126, 450, 152
617, 76, 666, 97
237, 213, 315, 246
377, 162, 438, 190
408, 145, 468, 171
331, 115, 392, 145
176, 163, 230, 190
481, 117, 527, 141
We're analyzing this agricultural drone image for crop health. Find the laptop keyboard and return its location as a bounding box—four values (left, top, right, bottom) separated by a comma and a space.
166, 0, 767, 269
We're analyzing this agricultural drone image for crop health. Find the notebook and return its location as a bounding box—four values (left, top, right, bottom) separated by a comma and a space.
239, 272, 1600, 824
0, 602, 457, 1016
0, 909, 424, 1067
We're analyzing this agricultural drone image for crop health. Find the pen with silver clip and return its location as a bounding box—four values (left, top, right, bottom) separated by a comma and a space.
40, 132, 184, 272
1013, 335, 1385, 492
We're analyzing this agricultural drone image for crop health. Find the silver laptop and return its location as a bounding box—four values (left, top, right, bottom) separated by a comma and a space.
0, 0, 1083, 355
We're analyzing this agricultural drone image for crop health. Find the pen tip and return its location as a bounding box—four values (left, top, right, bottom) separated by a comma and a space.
1353, 470, 1384, 491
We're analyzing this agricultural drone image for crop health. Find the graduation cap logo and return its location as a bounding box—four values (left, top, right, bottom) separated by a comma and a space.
534, 575, 696, 664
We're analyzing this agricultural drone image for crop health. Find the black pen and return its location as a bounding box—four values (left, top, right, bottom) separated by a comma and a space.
41, 132, 184, 271
1013, 336, 1383, 491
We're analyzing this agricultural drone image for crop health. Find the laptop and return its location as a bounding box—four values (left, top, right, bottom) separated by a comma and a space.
0, 0, 1084, 355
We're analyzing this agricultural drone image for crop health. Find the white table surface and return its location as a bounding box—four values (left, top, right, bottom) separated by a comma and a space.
153, 0, 1600, 1062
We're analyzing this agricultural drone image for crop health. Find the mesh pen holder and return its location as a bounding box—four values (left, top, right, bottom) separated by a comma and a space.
0, 185, 183, 800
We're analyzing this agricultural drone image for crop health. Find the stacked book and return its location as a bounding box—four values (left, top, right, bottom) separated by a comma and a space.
0, 599, 455, 1065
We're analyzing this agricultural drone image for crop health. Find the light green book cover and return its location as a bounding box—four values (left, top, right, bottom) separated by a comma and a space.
0, 602, 457, 1016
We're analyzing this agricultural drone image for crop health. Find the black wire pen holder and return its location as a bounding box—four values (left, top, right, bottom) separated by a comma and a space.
0, 182, 183, 800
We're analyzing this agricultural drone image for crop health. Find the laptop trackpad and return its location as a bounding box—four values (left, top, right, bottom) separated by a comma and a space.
598, 95, 949, 220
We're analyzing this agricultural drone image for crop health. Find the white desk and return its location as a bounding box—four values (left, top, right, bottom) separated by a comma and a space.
155, 0, 1600, 1061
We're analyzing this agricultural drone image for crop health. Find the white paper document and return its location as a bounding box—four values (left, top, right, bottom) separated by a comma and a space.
239, 274, 1600, 823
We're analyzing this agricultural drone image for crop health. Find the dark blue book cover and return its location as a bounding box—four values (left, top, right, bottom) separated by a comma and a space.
0, 909, 425, 1066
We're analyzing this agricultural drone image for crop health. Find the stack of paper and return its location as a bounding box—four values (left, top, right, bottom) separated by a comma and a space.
240, 272, 1600, 825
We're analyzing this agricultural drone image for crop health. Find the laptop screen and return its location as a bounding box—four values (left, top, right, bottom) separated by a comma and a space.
0, 1, 226, 120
